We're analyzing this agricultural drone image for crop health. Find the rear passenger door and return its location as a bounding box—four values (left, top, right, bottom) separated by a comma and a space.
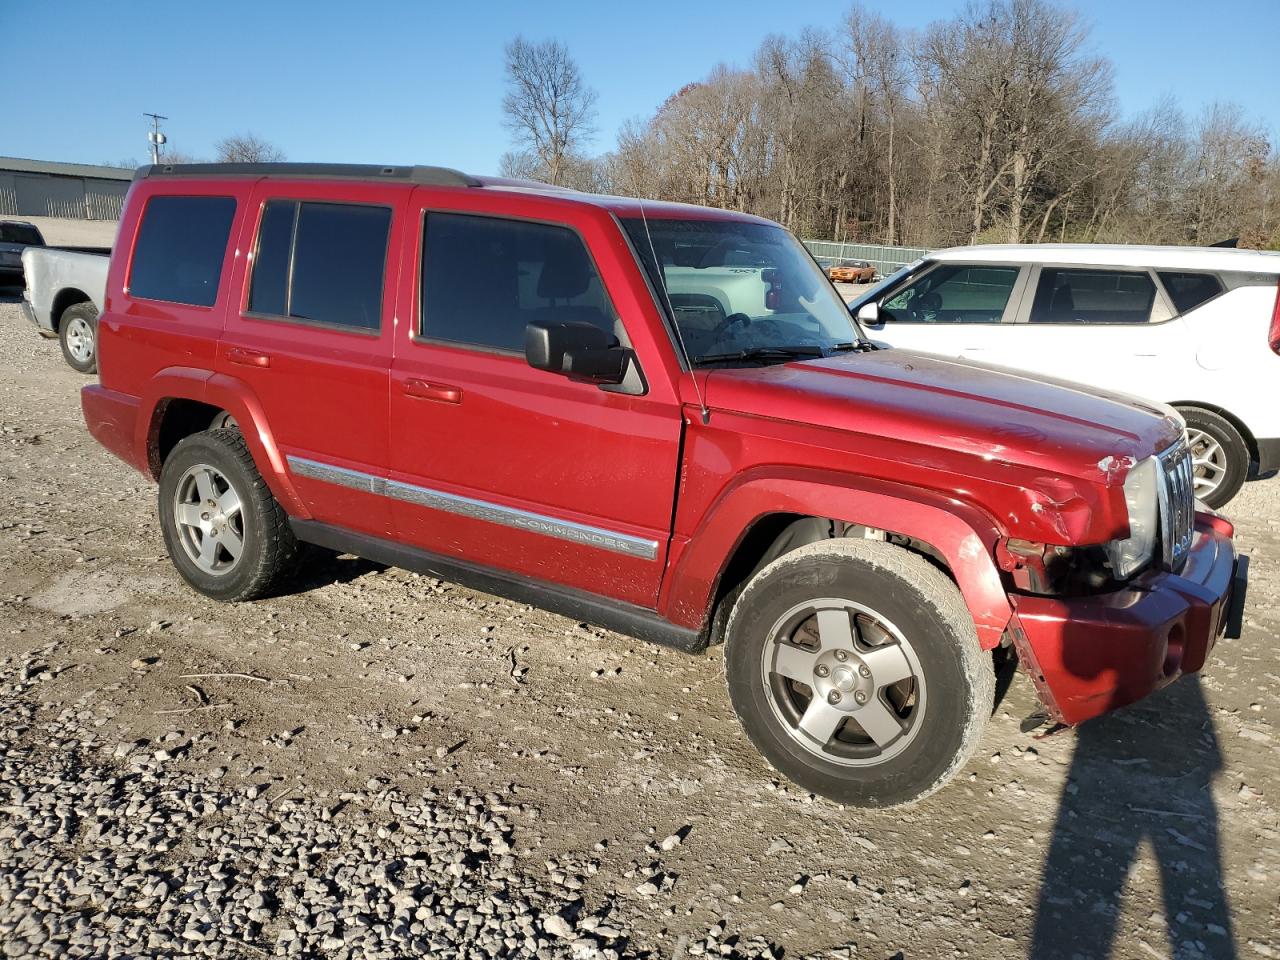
219, 182, 409, 538
984, 265, 1190, 399
386, 201, 684, 608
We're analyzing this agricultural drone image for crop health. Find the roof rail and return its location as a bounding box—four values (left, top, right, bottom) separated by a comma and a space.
133, 162, 480, 188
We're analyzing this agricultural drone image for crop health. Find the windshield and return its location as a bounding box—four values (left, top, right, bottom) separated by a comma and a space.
622, 217, 860, 364
0, 223, 43, 245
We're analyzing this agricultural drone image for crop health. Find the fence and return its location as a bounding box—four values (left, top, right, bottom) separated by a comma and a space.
803, 240, 931, 278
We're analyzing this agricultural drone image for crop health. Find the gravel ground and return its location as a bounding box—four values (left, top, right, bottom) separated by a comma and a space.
1, 282, 1278, 959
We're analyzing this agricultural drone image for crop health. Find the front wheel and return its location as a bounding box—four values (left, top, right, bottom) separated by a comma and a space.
58, 302, 98, 374
724, 539, 993, 807
1178, 406, 1249, 509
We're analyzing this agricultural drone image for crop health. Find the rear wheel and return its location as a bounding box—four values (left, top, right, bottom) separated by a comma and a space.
724, 539, 993, 807
158, 429, 298, 601
1178, 406, 1248, 509
58, 302, 98, 374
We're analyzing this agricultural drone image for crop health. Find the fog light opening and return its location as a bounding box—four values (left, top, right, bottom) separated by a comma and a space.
1162, 623, 1186, 678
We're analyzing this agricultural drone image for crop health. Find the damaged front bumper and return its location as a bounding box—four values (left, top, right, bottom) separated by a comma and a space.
1007, 511, 1242, 725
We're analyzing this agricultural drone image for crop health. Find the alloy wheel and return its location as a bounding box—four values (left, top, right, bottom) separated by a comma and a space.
172, 463, 245, 575
64, 316, 94, 364
1186, 427, 1227, 499
760, 598, 926, 766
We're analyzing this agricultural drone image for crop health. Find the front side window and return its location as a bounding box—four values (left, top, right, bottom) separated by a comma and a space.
129, 195, 236, 306
421, 213, 620, 352
1158, 271, 1224, 314
248, 200, 390, 330
1029, 268, 1156, 324
622, 217, 857, 363
880, 264, 1020, 324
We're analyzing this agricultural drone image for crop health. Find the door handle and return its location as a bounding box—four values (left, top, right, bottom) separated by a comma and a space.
227, 347, 271, 368
403, 378, 462, 403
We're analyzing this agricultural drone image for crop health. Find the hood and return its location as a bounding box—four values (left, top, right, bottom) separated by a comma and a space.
701, 349, 1183, 488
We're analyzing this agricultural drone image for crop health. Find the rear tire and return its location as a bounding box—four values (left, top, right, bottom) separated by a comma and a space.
1177, 406, 1248, 509
724, 539, 993, 807
58, 302, 98, 374
158, 429, 298, 601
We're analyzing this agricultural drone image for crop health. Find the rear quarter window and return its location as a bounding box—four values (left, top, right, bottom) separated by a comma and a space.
1157, 272, 1225, 314
0, 223, 43, 245
129, 196, 236, 306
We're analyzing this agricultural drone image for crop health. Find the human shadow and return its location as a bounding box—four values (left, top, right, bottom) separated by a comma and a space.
1031, 677, 1235, 959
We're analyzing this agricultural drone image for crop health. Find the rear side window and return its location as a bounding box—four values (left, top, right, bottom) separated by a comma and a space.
1158, 271, 1224, 314
129, 196, 236, 306
0, 223, 43, 245
421, 213, 619, 352
248, 200, 391, 331
1029, 268, 1156, 324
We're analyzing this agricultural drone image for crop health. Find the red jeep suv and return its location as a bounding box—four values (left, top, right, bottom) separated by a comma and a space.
81, 163, 1243, 806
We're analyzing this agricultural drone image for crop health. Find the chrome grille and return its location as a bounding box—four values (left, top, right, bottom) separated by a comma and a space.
1159, 442, 1195, 570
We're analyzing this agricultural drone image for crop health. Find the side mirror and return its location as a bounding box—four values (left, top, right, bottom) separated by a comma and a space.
525, 321, 630, 385
856, 301, 881, 326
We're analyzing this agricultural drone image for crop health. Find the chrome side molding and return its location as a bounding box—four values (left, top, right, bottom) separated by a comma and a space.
286, 455, 660, 561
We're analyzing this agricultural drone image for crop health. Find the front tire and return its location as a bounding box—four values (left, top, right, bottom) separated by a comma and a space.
58, 302, 98, 374
158, 429, 298, 601
724, 539, 993, 807
1178, 406, 1248, 509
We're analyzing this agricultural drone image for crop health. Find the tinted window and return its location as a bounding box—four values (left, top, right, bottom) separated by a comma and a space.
0, 223, 43, 245
1158, 271, 1224, 314
422, 213, 619, 352
248, 201, 295, 318
621, 217, 856, 361
129, 196, 236, 306
247, 201, 390, 330
881, 264, 1019, 323
1030, 268, 1156, 324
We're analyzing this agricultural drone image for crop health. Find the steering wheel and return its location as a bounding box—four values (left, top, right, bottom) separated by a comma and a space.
910, 290, 942, 321
710, 312, 752, 341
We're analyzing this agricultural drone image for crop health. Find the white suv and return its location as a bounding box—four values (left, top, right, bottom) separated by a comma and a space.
851, 244, 1280, 508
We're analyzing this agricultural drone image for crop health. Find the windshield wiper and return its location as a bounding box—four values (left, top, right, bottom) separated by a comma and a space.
692, 345, 827, 366
829, 339, 880, 353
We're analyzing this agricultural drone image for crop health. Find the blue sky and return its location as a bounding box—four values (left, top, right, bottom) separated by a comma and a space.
5, 0, 1278, 172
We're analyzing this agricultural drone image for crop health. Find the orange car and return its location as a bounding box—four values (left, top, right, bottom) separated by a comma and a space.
828, 259, 876, 283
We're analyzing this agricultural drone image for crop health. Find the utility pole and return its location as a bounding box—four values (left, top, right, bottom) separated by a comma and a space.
144, 112, 168, 164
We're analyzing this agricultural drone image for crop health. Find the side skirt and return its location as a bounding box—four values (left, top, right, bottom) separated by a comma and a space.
290, 519, 706, 654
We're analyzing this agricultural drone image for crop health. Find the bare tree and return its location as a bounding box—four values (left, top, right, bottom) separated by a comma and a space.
501, 36, 597, 186
843, 6, 910, 243
157, 149, 204, 165
596, 0, 1280, 250
215, 133, 286, 163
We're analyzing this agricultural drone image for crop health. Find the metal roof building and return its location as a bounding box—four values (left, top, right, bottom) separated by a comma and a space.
0, 157, 133, 221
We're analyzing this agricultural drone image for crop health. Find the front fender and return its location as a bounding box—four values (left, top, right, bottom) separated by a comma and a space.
660, 466, 1012, 648
136, 367, 310, 519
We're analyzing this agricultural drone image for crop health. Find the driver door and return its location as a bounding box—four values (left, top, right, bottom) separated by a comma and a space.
863, 262, 1030, 360
387, 203, 684, 608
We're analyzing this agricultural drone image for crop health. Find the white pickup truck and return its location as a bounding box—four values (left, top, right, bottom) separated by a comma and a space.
849, 243, 1280, 508
20, 245, 110, 374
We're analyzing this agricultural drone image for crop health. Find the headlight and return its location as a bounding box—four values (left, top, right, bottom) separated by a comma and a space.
1106, 456, 1159, 579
